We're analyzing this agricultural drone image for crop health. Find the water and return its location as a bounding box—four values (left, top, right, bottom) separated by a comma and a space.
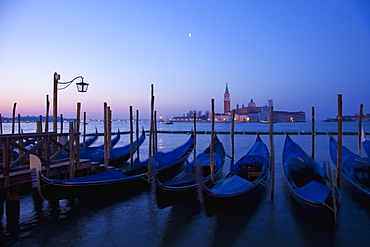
2, 121, 370, 246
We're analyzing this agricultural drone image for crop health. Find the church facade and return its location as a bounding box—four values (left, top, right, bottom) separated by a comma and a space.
215, 84, 306, 122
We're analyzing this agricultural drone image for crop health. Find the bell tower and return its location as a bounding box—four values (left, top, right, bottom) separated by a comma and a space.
224, 83, 230, 114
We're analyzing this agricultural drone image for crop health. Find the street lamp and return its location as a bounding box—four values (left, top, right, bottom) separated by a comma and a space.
53, 72, 89, 134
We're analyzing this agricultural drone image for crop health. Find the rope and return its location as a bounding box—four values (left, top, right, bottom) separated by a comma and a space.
214, 178, 227, 184
323, 201, 336, 213
260, 179, 273, 189
225, 153, 232, 159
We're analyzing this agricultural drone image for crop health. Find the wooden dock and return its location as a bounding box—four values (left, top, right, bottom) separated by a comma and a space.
0, 131, 97, 189
0, 130, 104, 224
0, 159, 100, 189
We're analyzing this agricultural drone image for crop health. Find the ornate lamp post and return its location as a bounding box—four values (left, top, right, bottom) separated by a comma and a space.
52, 72, 89, 134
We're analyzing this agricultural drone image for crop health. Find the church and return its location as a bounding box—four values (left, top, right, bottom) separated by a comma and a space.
215, 84, 306, 122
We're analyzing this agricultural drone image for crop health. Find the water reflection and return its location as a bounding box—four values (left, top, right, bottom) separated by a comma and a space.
211, 191, 265, 247
159, 200, 202, 246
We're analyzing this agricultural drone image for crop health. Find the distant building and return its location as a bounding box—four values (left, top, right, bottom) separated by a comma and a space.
274, 111, 306, 122
224, 83, 230, 114
219, 83, 306, 122
171, 84, 306, 122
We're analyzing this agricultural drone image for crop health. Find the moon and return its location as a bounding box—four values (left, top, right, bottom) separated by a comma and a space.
188, 33, 192, 37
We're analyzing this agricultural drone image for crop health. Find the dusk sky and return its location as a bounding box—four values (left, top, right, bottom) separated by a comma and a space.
1, 1, 369, 120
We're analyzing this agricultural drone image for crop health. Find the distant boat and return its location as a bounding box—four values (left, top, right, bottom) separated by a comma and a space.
259, 120, 276, 124
164, 120, 173, 124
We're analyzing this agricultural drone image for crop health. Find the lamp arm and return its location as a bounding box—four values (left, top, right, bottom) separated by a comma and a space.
57, 76, 84, 90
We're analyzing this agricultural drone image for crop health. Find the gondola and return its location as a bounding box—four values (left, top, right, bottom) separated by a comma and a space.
198, 134, 270, 216
87, 129, 146, 166
58, 130, 121, 159
329, 136, 370, 202
80, 127, 99, 147
362, 128, 370, 158
283, 134, 340, 225
79, 130, 121, 156
30, 133, 194, 200
155, 134, 225, 209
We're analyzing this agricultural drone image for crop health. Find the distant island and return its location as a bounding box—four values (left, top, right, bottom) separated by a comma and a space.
323, 114, 370, 122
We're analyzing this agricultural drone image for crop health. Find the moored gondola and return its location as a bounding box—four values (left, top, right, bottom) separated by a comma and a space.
155, 134, 225, 209
80, 127, 99, 147
330, 135, 370, 203
283, 134, 340, 225
87, 129, 146, 166
30, 133, 194, 200
58, 130, 121, 159
199, 134, 270, 216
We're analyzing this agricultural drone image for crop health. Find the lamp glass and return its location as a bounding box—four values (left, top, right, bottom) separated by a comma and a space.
76, 82, 89, 93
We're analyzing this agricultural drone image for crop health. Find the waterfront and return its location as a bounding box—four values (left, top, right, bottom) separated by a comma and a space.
1, 121, 370, 246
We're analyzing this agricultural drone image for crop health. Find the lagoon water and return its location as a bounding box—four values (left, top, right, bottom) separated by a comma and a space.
2, 121, 370, 246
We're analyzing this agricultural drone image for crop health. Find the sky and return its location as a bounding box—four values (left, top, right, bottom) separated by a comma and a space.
0, 0, 369, 120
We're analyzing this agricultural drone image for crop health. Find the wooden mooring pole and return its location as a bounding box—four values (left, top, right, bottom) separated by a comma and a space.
60, 114, 64, 134
231, 110, 235, 162
148, 84, 155, 185
358, 104, 363, 156
270, 106, 275, 200
193, 113, 197, 160
12, 102, 17, 135
210, 99, 215, 183
45, 94, 50, 132
17, 114, 21, 134
104, 102, 111, 170
107, 107, 112, 168
130, 106, 134, 167
69, 122, 75, 178
136, 109, 140, 162
83, 111, 87, 147
336, 94, 342, 188
76, 102, 81, 170
311, 107, 315, 159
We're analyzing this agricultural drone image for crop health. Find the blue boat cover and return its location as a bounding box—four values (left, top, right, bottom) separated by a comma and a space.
163, 170, 198, 187
294, 181, 330, 203
164, 135, 225, 187
283, 135, 336, 190
51, 169, 127, 184
133, 134, 194, 169
230, 135, 269, 175
87, 132, 145, 162
282, 134, 308, 165
210, 175, 253, 194
59, 131, 122, 159
186, 152, 223, 172
329, 136, 370, 181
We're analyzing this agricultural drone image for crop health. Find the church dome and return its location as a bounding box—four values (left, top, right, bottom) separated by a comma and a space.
248, 99, 256, 108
